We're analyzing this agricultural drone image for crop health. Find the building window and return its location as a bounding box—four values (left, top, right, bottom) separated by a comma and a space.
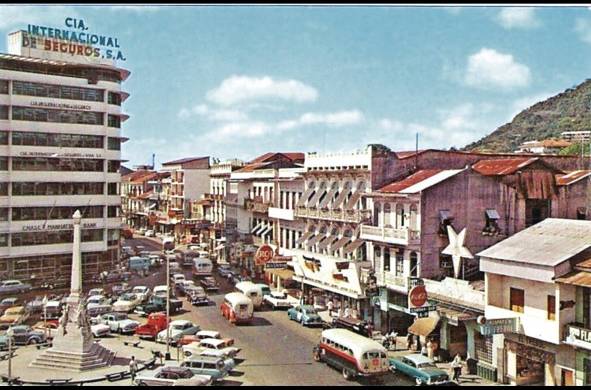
107, 92, 122, 106
483, 209, 501, 235
0, 105, 8, 120
395, 251, 404, 276
0, 183, 7, 196
0, 157, 7, 171
107, 183, 119, 195
0, 80, 8, 94
439, 210, 454, 235
107, 160, 120, 173
12, 131, 103, 148
107, 206, 119, 218
12, 182, 103, 196
107, 229, 119, 246
383, 248, 391, 272
0, 131, 7, 145
577, 207, 587, 220
107, 137, 121, 150
547, 295, 556, 320
410, 251, 418, 277
107, 115, 121, 128
12, 80, 104, 102
12, 106, 104, 125
12, 157, 103, 172
510, 287, 525, 313
0, 234, 7, 247
11, 206, 103, 221
0, 208, 7, 221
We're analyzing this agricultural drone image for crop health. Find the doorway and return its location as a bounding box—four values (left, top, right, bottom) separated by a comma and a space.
561, 368, 574, 386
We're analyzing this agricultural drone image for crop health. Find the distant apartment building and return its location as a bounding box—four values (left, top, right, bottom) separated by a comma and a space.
515, 139, 571, 154
121, 170, 157, 228
562, 130, 591, 143
0, 30, 130, 285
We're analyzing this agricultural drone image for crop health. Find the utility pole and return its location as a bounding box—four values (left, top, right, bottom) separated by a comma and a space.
165, 254, 171, 360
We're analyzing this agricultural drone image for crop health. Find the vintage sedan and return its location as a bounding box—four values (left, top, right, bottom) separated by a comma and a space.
0, 306, 29, 327
182, 338, 240, 359
112, 293, 142, 313
96, 312, 139, 334
200, 277, 219, 292
134, 366, 212, 386
156, 320, 200, 345
287, 305, 323, 327
0, 325, 47, 348
187, 286, 209, 306
131, 286, 152, 303
0, 298, 19, 316
389, 354, 450, 386
178, 356, 236, 383
0, 280, 31, 295
90, 323, 111, 338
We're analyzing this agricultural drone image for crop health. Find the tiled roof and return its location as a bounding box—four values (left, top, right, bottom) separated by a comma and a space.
137, 191, 154, 200
471, 157, 539, 176
122, 170, 156, 183
238, 152, 305, 173
378, 169, 443, 193
162, 156, 209, 166
555, 170, 591, 186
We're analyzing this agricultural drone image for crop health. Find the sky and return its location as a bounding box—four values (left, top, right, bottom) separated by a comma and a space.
1, 4, 591, 168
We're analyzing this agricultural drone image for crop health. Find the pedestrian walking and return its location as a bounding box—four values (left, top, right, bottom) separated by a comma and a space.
427, 338, 434, 360
327, 300, 334, 316
344, 306, 351, 318
451, 353, 462, 383
421, 343, 428, 356
129, 355, 139, 384
406, 333, 413, 350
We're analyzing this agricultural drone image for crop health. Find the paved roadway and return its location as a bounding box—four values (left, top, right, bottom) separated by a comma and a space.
123, 237, 414, 386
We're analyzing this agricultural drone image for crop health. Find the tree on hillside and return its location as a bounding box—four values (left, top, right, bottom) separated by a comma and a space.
559, 142, 591, 156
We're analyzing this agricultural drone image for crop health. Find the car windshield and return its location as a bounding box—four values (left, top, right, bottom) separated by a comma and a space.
173, 323, 189, 330
120, 294, 136, 301
133, 287, 146, 293
418, 362, 438, 369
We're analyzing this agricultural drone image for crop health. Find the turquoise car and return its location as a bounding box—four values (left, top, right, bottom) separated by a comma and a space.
389, 354, 450, 385
178, 355, 235, 383
287, 304, 323, 327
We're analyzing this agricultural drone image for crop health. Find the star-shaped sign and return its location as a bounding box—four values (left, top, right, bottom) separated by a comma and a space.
441, 225, 473, 279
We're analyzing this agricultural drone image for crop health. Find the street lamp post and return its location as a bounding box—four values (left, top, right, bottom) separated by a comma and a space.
42, 295, 48, 339
165, 252, 171, 360
6, 327, 13, 383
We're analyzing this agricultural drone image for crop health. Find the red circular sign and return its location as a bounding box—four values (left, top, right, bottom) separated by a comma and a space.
255, 245, 274, 266
409, 285, 428, 308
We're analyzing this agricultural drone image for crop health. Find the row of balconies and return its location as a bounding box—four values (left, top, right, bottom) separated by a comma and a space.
244, 197, 272, 214
294, 206, 372, 223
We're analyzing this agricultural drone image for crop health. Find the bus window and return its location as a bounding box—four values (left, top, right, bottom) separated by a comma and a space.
239, 304, 248, 310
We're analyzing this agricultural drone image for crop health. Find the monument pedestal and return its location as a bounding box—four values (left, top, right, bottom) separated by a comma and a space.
30, 300, 115, 371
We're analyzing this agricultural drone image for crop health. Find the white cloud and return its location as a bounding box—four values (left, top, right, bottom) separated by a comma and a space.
0, 5, 79, 30
206, 75, 318, 106
464, 48, 531, 90
575, 18, 591, 44
209, 121, 271, 139
277, 110, 365, 130
495, 7, 541, 29
178, 104, 248, 122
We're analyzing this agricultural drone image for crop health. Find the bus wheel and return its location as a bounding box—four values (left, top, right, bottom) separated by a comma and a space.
342, 368, 354, 381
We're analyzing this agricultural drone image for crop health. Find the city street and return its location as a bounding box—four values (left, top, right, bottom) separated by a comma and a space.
122, 238, 414, 386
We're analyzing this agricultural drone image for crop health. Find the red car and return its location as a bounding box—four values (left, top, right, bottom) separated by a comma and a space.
135, 312, 169, 340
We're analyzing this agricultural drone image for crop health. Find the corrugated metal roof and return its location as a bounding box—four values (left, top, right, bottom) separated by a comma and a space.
556, 170, 591, 186
378, 169, 465, 194
472, 157, 538, 176
556, 271, 591, 288
162, 156, 209, 166
477, 218, 591, 267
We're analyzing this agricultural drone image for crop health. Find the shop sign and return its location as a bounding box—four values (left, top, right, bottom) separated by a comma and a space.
264, 262, 288, 270
23, 17, 126, 61
22, 222, 98, 232
31, 101, 91, 111
254, 244, 274, 266
565, 324, 591, 351
479, 318, 518, 336
408, 285, 428, 308
18, 151, 103, 159
408, 305, 437, 315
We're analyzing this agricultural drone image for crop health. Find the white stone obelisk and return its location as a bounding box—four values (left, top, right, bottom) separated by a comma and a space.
31, 210, 114, 371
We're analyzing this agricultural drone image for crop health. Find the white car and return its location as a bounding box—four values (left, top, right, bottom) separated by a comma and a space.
153, 285, 170, 299
145, 230, 156, 237
86, 294, 111, 307
156, 320, 200, 345
195, 330, 221, 340
112, 293, 143, 313
134, 366, 212, 386
97, 312, 139, 334
171, 273, 186, 286
90, 323, 111, 338
88, 288, 106, 297
182, 338, 241, 359
263, 290, 296, 310
131, 286, 151, 303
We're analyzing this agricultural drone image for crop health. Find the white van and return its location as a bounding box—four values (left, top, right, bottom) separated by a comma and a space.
234, 282, 263, 309
220, 292, 253, 325
192, 258, 213, 277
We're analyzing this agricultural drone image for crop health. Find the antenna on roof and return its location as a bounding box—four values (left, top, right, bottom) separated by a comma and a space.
152, 153, 155, 170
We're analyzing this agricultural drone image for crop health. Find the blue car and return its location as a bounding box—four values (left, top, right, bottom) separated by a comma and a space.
287, 305, 323, 327
389, 354, 450, 385
179, 355, 235, 383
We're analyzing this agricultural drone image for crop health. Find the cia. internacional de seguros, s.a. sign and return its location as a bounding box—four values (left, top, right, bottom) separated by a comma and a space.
16, 17, 126, 62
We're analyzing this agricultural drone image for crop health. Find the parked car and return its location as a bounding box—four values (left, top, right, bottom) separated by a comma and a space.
133, 295, 183, 317
88, 288, 106, 297
134, 366, 212, 386
145, 230, 156, 237
135, 312, 169, 340
182, 338, 241, 359
287, 305, 323, 327
187, 286, 209, 306
111, 282, 131, 298
331, 316, 373, 338
389, 354, 450, 386
177, 356, 236, 383
112, 293, 143, 313
263, 290, 296, 310
178, 330, 222, 346
131, 286, 152, 303
171, 273, 186, 286
0, 325, 46, 347
32, 321, 59, 339
90, 323, 111, 338
156, 320, 200, 345
25, 297, 44, 314
41, 300, 62, 320
86, 304, 113, 318
177, 280, 196, 296
0, 280, 32, 295
0, 306, 29, 327
86, 295, 112, 308
0, 298, 19, 315
96, 312, 139, 334
200, 277, 220, 292
231, 275, 251, 285
128, 256, 151, 273
216, 265, 233, 277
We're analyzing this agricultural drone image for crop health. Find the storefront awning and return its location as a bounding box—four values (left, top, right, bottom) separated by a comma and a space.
295, 231, 314, 245
332, 189, 350, 209
330, 236, 351, 252
317, 236, 335, 250
343, 190, 364, 211
343, 239, 365, 255
556, 271, 591, 288
318, 186, 338, 209
260, 224, 273, 237
437, 306, 480, 324
306, 233, 324, 247
408, 316, 440, 337
254, 222, 267, 236
296, 186, 315, 207
251, 221, 264, 234
267, 269, 295, 279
